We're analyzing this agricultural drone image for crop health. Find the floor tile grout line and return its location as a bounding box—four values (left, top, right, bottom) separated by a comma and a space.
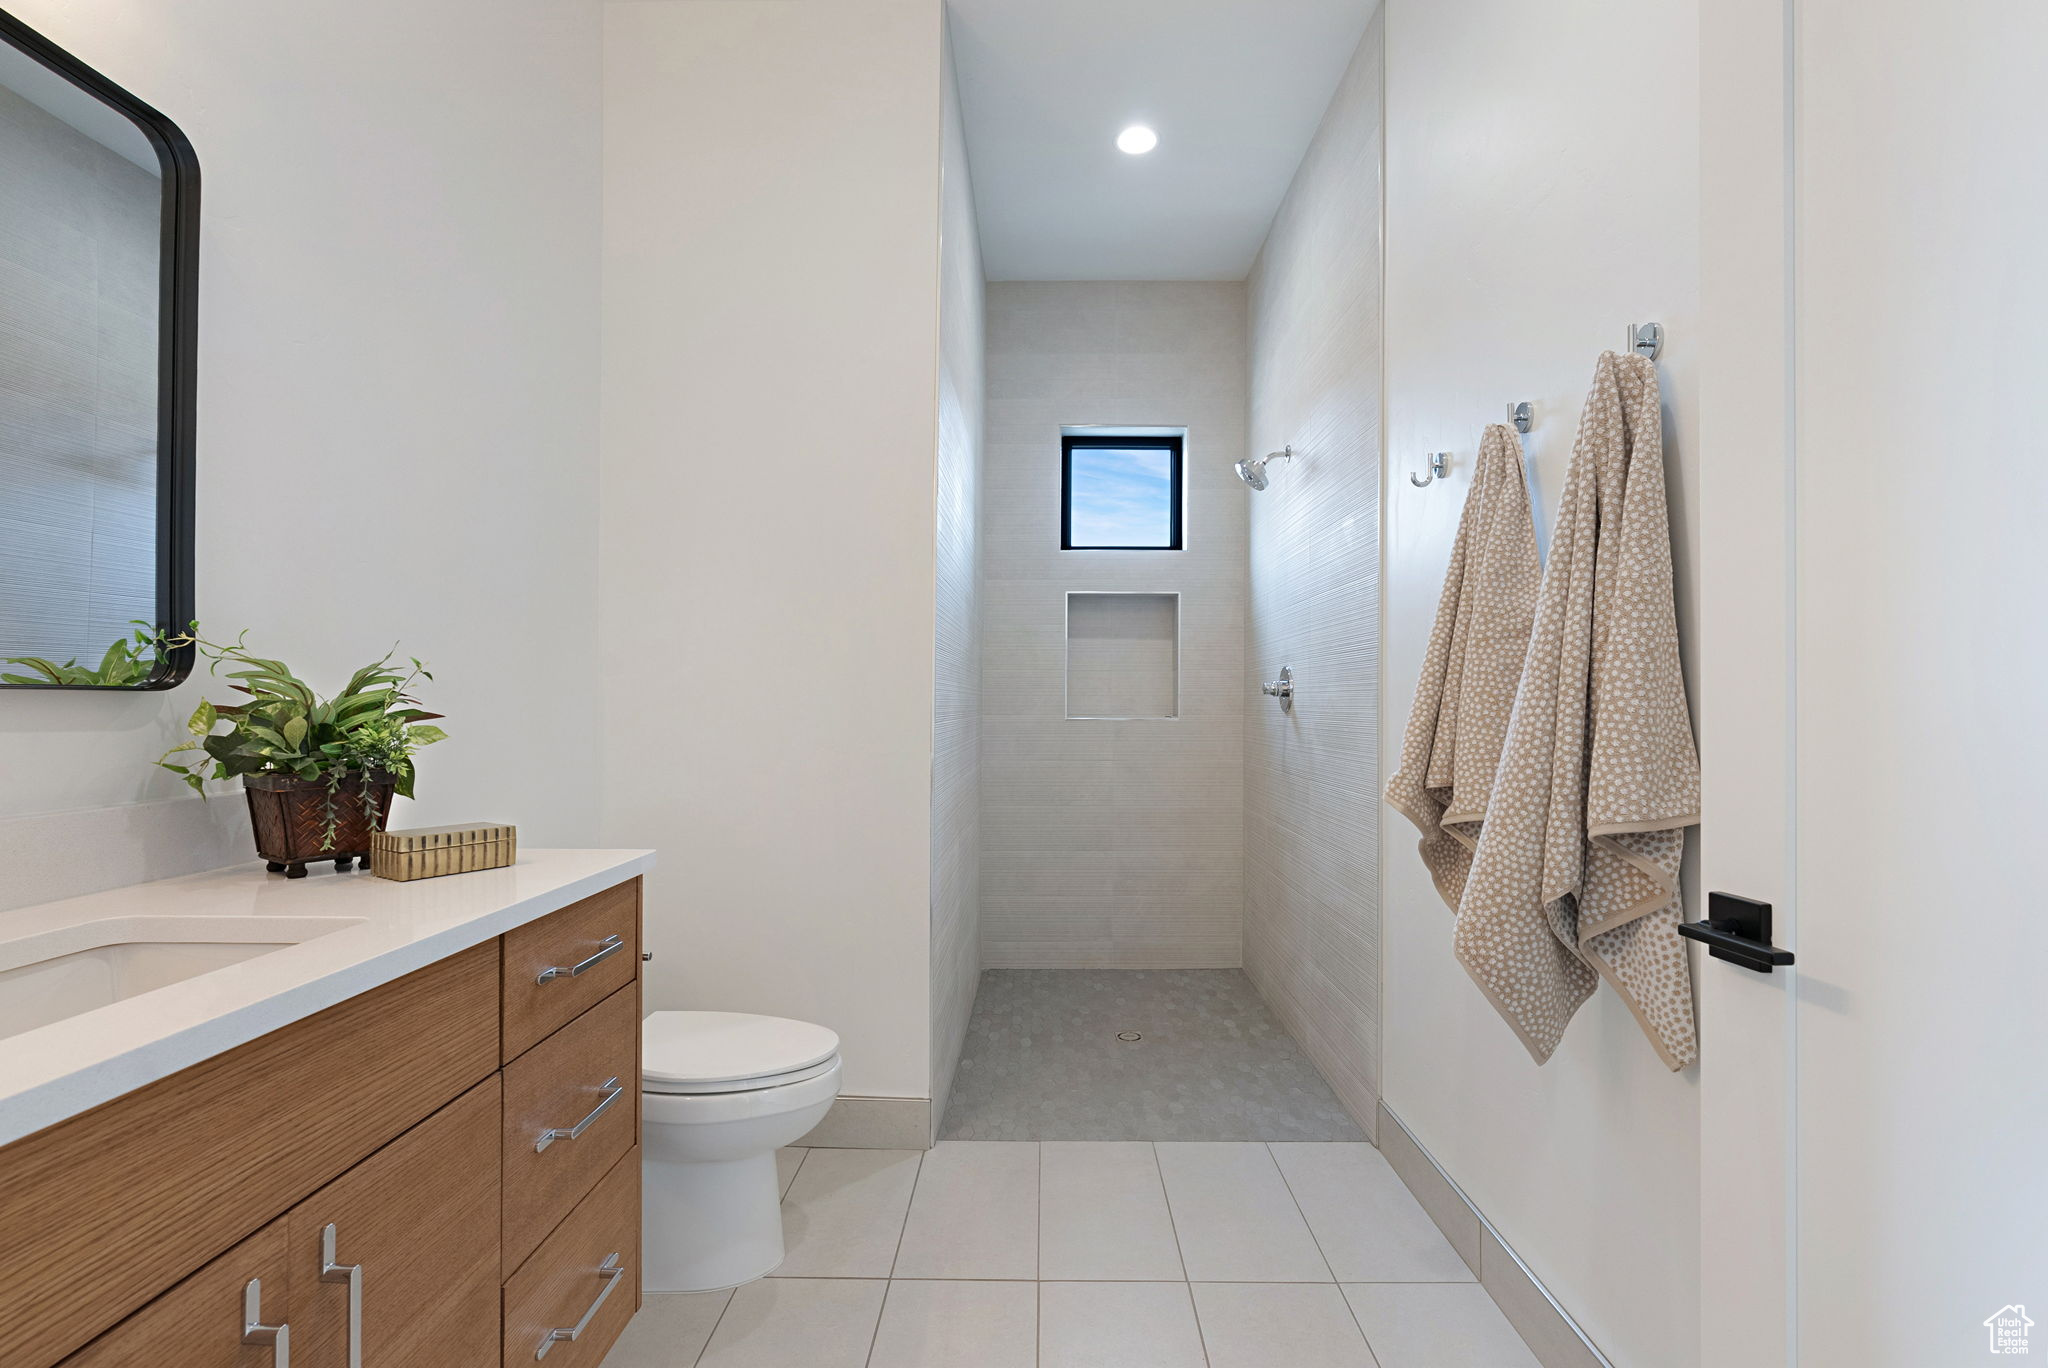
1149, 1141, 1194, 1282
1035, 1140, 1043, 1284
789, 1275, 1478, 1285
783, 1146, 812, 1200
687, 1287, 738, 1368
861, 1277, 895, 1368
1265, 1142, 1343, 1285
1263, 1141, 1385, 1363
885, 1149, 926, 1281
1182, 1278, 1217, 1368
769, 1273, 1053, 1282
863, 1148, 936, 1367
1332, 1283, 1388, 1368
1034, 1278, 1042, 1368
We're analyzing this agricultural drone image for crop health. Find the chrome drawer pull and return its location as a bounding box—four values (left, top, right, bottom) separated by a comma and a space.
535, 1077, 623, 1152
242, 1277, 291, 1367
320, 1223, 363, 1368
536, 934, 624, 985
535, 1252, 624, 1360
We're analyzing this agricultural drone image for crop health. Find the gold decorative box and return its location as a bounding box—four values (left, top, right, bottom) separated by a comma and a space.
370, 822, 517, 881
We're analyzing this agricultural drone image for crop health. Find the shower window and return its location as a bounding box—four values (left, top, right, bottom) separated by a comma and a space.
1061, 434, 1184, 550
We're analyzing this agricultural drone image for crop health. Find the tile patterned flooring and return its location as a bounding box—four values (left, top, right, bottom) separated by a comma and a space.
939, 970, 1366, 1141
600, 1140, 1541, 1368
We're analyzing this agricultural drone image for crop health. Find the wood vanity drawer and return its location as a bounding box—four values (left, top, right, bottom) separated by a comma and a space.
501, 986, 639, 1276
288, 1075, 503, 1368
0, 940, 501, 1368
58, 1216, 290, 1368
501, 879, 641, 1062
502, 1147, 641, 1368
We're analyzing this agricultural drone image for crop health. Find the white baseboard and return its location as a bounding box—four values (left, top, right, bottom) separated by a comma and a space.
1377, 1101, 1615, 1368
797, 1095, 932, 1150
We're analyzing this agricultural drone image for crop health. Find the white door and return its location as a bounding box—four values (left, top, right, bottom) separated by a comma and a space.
1701, 3, 2048, 1365
1698, 2, 1799, 1362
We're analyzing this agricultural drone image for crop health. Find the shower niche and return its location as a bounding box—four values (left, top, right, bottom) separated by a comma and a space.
1064, 592, 1179, 720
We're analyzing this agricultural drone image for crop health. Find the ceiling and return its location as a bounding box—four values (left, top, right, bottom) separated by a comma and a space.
946, 0, 1377, 281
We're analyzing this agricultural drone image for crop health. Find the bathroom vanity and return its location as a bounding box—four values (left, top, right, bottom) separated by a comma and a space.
0, 850, 653, 1368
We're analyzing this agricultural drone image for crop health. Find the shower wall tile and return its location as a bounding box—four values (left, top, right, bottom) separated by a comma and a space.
980, 281, 1248, 970
1242, 18, 1385, 1128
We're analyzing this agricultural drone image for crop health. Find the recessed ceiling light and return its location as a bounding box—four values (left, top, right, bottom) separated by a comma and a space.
1116, 125, 1158, 155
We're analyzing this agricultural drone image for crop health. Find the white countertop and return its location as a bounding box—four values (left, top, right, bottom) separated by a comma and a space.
0, 848, 655, 1148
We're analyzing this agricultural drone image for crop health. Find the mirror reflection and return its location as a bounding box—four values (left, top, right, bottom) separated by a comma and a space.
0, 25, 191, 688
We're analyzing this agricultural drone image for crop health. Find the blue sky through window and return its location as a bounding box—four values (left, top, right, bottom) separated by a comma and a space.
1068, 445, 1175, 547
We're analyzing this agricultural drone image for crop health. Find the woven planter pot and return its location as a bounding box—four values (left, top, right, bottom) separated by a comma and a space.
243, 770, 396, 878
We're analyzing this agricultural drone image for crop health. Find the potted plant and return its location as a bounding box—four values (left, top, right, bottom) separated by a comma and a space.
156, 630, 447, 878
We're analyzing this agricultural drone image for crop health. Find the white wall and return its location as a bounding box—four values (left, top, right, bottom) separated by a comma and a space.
979, 281, 1247, 969
1381, 3, 1700, 1365
600, 0, 945, 1101
929, 26, 986, 1135
1243, 11, 1384, 1132
0, 0, 602, 897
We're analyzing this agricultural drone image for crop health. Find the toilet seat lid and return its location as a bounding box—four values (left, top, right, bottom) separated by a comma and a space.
642, 1010, 841, 1088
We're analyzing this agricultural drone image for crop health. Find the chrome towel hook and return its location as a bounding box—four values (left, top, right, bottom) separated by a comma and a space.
1629, 321, 1663, 360
1410, 452, 1449, 488
1507, 402, 1533, 434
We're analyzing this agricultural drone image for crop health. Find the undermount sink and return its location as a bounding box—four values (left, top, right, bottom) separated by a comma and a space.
0, 915, 368, 1041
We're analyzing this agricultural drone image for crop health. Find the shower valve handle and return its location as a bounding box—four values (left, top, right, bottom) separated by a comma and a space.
1261, 666, 1294, 710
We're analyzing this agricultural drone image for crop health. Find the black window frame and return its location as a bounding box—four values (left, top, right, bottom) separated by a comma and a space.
1060, 434, 1184, 551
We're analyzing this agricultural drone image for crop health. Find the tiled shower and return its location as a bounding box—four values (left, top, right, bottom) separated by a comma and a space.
963, 18, 1385, 1135
979, 281, 1250, 970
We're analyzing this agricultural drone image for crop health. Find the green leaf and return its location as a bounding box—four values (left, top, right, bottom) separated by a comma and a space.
188, 699, 218, 735
332, 690, 393, 725
282, 716, 308, 748
2, 657, 69, 685
408, 724, 448, 746
201, 732, 238, 760
244, 724, 294, 751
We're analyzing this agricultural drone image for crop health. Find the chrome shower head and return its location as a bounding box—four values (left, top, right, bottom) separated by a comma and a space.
1235, 447, 1294, 491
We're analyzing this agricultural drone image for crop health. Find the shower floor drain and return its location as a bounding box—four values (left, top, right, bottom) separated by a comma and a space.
1116, 1031, 1142, 1042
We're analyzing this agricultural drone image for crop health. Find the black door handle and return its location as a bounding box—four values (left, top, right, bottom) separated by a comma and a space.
1678, 892, 1794, 973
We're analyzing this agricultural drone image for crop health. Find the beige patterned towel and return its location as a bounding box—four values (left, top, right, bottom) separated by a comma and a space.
1455, 351, 1702, 1071
1385, 423, 1540, 911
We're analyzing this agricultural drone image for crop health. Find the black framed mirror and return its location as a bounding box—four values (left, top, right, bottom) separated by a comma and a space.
0, 10, 196, 689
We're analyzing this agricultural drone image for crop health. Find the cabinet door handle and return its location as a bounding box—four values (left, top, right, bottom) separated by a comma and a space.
536, 934, 624, 984
535, 1077, 623, 1152
242, 1277, 291, 1368
535, 1252, 624, 1360
320, 1223, 363, 1368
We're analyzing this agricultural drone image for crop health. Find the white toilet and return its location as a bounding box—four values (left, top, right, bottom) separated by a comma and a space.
640, 1010, 843, 1292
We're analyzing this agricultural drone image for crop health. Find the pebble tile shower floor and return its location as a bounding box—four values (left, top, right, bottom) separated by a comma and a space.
939, 969, 1366, 1141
